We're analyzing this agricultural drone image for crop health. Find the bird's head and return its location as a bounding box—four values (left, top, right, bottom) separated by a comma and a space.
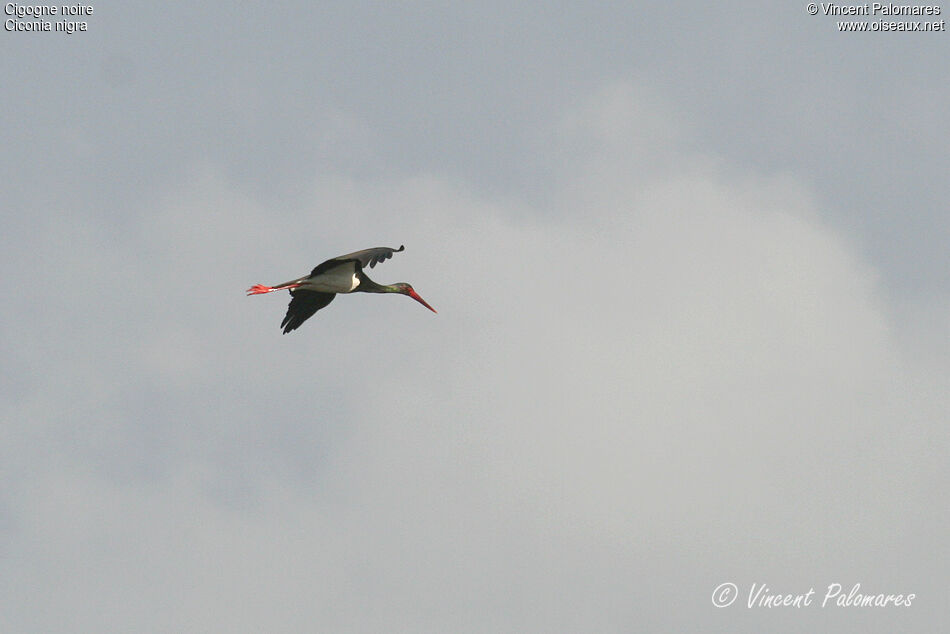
392, 283, 437, 313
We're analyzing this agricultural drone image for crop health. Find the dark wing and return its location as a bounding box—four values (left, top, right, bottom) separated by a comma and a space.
308, 246, 404, 277
330, 245, 405, 271
280, 290, 336, 334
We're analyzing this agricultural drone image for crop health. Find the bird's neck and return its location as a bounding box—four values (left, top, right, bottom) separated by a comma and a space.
357, 274, 397, 294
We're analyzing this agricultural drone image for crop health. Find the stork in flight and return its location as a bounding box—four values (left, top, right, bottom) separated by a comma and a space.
247, 245, 436, 333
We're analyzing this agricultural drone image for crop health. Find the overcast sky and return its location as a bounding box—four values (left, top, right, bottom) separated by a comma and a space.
2, 2, 948, 632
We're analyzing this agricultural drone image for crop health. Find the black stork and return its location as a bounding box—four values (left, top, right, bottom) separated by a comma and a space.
247, 245, 436, 333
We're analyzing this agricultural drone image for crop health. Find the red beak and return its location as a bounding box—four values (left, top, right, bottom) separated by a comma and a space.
407, 289, 437, 313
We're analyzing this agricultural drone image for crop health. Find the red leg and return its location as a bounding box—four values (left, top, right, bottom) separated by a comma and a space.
246, 283, 302, 295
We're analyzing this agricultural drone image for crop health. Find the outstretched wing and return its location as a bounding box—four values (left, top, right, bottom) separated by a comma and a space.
339, 245, 405, 269
280, 290, 336, 334
311, 245, 405, 276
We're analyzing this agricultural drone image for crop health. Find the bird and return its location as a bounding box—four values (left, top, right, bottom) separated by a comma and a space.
247, 245, 436, 333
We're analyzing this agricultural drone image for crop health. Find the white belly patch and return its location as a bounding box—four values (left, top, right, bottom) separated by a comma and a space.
305, 264, 361, 293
